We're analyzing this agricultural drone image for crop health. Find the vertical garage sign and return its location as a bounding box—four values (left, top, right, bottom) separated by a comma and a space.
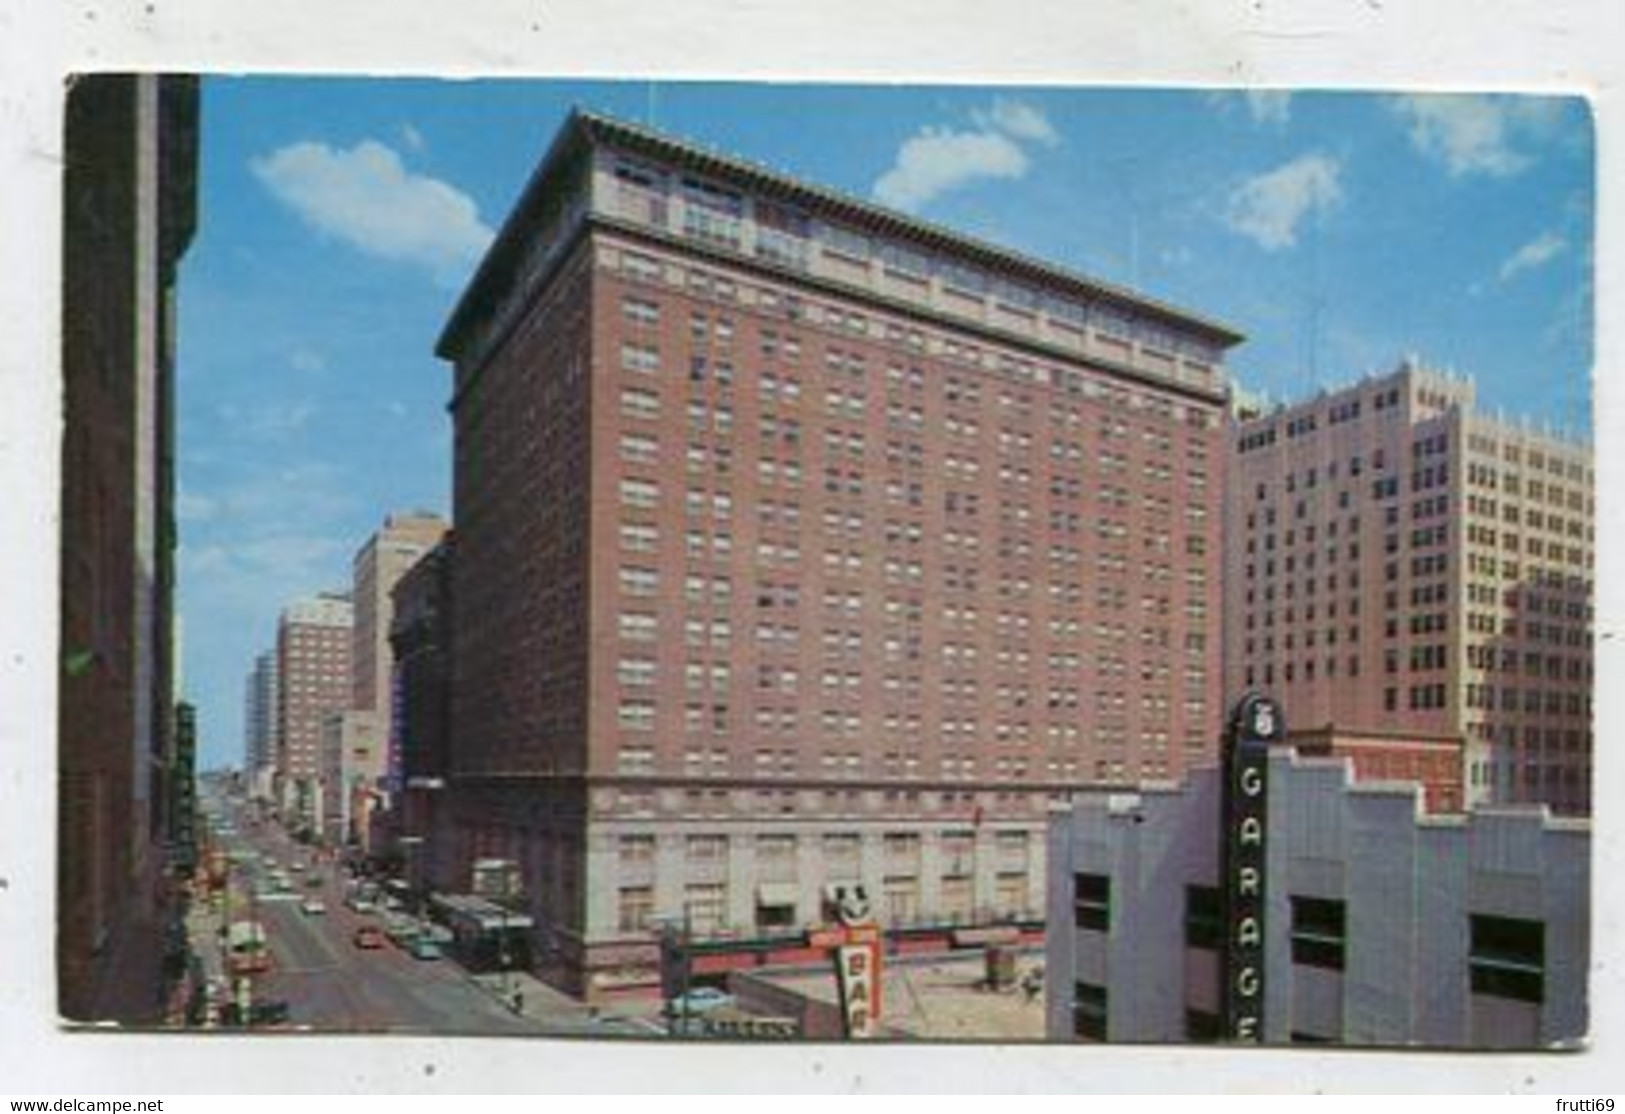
1222, 692, 1280, 1042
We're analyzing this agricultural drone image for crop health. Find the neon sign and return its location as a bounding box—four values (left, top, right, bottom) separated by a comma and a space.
1222, 692, 1280, 1042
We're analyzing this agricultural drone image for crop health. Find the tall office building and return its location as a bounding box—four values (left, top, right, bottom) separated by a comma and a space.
1224, 361, 1594, 814
351, 512, 449, 726
348, 512, 448, 844
244, 649, 279, 789
58, 73, 199, 1022
434, 111, 1239, 997
388, 537, 455, 887
275, 593, 353, 832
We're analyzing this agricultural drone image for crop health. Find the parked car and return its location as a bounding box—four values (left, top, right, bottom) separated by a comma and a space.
299, 898, 326, 916
664, 987, 734, 1017
408, 938, 443, 961
353, 925, 386, 949
220, 999, 290, 1028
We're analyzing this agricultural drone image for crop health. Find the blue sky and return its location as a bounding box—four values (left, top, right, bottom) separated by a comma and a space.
176, 78, 1593, 769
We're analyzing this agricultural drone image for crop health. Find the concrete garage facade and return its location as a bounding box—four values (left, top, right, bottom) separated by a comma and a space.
1046, 748, 1589, 1047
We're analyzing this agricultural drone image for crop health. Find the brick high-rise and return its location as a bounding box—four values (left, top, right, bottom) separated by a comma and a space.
58, 73, 198, 1023
274, 592, 353, 832
1224, 361, 1594, 815
434, 111, 1240, 997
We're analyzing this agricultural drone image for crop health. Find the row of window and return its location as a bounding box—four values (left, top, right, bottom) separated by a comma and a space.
609, 163, 1227, 368
1071, 876, 1546, 1039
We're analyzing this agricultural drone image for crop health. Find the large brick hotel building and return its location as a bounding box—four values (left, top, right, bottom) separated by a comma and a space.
434, 111, 1241, 997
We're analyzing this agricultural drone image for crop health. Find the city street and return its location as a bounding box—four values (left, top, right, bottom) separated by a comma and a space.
199, 802, 654, 1037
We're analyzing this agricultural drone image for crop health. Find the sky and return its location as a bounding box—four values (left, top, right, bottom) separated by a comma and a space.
176, 78, 1594, 770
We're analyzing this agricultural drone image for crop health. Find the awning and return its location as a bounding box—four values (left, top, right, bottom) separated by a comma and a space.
755, 882, 799, 907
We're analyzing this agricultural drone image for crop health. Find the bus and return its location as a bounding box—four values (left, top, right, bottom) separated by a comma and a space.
429, 894, 533, 974
225, 920, 272, 976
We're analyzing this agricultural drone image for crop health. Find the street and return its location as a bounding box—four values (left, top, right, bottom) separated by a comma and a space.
200, 800, 655, 1037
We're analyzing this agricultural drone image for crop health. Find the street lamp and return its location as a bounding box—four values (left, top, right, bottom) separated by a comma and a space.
398, 835, 425, 929
499, 904, 516, 1011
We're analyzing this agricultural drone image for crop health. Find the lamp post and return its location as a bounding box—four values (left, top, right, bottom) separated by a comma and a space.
398, 834, 425, 930
499, 904, 515, 1011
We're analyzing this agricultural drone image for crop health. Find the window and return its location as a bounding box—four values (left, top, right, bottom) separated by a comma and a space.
618, 834, 656, 863
1470, 914, 1544, 1003
1185, 885, 1222, 950
619, 567, 659, 597
617, 886, 654, 933
1073, 982, 1108, 1041
620, 388, 661, 420
1185, 1009, 1223, 1043
618, 612, 657, 641
686, 834, 728, 861
683, 882, 729, 935
619, 433, 658, 465
1290, 896, 1346, 970
1074, 873, 1111, 932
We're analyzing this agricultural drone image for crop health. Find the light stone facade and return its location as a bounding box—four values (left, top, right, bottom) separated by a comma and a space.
1046, 749, 1589, 1047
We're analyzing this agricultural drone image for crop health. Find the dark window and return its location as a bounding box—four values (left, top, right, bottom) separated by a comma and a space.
1073, 981, 1107, 1041
1470, 914, 1544, 1004
1185, 1009, 1223, 1043
1185, 885, 1222, 950
1074, 873, 1110, 932
1290, 896, 1346, 970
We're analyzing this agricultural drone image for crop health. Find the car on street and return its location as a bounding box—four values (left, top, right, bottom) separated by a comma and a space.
300, 898, 327, 916
220, 999, 291, 1028
353, 925, 386, 949
664, 987, 734, 1017
408, 938, 443, 961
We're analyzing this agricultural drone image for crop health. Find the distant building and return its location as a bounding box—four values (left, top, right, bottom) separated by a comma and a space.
275, 593, 353, 834
1045, 750, 1589, 1047
386, 536, 455, 888
435, 110, 1239, 998
351, 512, 449, 729
243, 649, 279, 793
1289, 725, 1465, 815
1224, 361, 1594, 813
58, 73, 199, 1023
319, 709, 385, 848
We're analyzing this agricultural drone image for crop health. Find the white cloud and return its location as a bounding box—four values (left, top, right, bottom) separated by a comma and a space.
873, 99, 1059, 212
1498, 231, 1567, 282
1388, 94, 1562, 179
874, 128, 1029, 212
252, 139, 494, 285
974, 98, 1061, 148
1225, 154, 1343, 251
399, 123, 426, 153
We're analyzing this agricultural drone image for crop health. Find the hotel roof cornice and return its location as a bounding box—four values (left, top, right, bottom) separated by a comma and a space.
441, 108, 1246, 359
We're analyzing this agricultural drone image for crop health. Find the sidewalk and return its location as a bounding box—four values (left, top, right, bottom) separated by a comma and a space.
466, 969, 666, 1034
